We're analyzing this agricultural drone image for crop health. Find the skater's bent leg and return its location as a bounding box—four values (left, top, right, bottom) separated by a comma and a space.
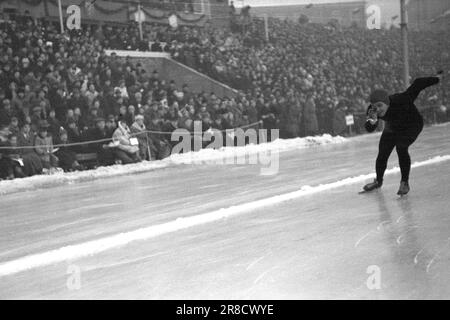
375, 132, 396, 183
396, 143, 411, 182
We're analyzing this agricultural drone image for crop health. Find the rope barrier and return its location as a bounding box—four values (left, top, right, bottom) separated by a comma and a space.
0, 121, 263, 151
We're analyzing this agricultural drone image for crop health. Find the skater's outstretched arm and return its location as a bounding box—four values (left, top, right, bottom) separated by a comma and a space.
405, 76, 440, 101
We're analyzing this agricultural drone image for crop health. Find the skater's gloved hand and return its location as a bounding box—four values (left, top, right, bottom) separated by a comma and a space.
367, 107, 378, 124
436, 70, 444, 80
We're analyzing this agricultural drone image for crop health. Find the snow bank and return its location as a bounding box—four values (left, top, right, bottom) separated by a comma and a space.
0, 134, 347, 195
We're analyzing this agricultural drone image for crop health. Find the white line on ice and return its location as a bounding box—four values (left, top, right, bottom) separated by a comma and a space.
426, 238, 450, 273
377, 220, 391, 231
246, 255, 268, 271
396, 226, 419, 245
396, 216, 405, 223
354, 230, 375, 248
0, 154, 450, 277
414, 248, 425, 265
253, 266, 279, 284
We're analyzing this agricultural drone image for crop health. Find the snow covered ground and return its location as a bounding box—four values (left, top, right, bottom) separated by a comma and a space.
0, 134, 346, 195
0, 124, 449, 299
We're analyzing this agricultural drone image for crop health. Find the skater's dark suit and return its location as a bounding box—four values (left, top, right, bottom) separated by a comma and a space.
364, 76, 440, 191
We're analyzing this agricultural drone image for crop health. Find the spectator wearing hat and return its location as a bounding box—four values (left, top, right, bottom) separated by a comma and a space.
47, 109, 62, 138
125, 105, 136, 127
65, 117, 82, 153
22, 84, 36, 115
130, 114, 151, 161
88, 117, 115, 166
111, 118, 141, 164
105, 115, 117, 137
49, 86, 68, 121
34, 120, 58, 170
6, 134, 27, 178
146, 115, 170, 160
0, 125, 16, 179
302, 93, 319, 137
86, 107, 100, 130
73, 107, 87, 132
8, 117, 20, 137
33, 89, 51, 119
85, 83, 99, 109
30, 105, 42, 133
67, 88, 88, 114
11, 88, 26, 118
55, 128, 84, 172
17, 122, 43, 177
0, 98, 17, 126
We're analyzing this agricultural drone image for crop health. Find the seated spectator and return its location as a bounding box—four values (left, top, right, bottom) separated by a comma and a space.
5, 135, 27, 178
88, 117, 115, 166
8, 117, 20, 136
147, 115, 171, 160
111, 118, 141, 164
55, 129, 84, 172
66, 118, 82, 150
34, 120, 59, 170
130, 114, 151, 161
0, 125, 21, 179
162, 114, 183, 148
105, 115, 117, 137
17, 123, 43, 176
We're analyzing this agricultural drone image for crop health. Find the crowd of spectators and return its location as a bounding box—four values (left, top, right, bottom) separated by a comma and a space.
169, 16, 449, 137
0, 10, 449, 180
0, 13, 260, 179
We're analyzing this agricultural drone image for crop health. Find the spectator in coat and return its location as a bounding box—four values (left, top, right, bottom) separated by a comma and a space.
17, 123, 43, 176
130, 114, 151, 161
34, 120, 59, 169
55, 129, 84, 172
8, 116, 20, 137
88, 117, 115, 166
0, 98, 16, 126
302, 93, 319, 136
111, 118, 141, 164
0, 125, 16, 179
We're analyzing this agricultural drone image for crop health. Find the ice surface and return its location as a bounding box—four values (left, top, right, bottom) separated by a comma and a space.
0, 124, 449, 299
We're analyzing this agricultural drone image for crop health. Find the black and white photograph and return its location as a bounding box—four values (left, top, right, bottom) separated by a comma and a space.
0, 0, 449, 304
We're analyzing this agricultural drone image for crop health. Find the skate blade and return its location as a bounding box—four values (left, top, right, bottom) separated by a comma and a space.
358, 189, 377, 194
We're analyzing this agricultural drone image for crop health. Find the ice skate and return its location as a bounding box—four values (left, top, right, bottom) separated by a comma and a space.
397, 181, 410, 196
360, 179, 382, 193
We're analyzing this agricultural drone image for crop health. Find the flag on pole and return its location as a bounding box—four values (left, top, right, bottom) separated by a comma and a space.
352, 8, 361, 14
391, 15, 398, 20
305, 3, 313, 9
